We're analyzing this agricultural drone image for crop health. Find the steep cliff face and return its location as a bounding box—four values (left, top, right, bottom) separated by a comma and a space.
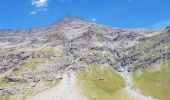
0, 16, 169, 100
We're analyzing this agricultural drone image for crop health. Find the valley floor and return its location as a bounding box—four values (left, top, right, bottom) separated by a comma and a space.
28, 68, 156, 100
29, 71, 87, 100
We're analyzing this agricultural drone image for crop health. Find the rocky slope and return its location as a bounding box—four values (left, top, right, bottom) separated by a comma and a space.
0, 16, 169, 100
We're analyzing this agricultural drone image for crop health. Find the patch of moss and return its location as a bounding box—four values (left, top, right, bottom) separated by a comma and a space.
77, 64, 126, 100
133, 60, 170, 100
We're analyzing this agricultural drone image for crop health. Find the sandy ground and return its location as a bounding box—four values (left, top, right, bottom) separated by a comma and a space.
29, 71, 87, 100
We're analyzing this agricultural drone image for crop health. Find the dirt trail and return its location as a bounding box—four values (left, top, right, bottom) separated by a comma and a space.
118, 68, 156, 100
30, 71, 87, 100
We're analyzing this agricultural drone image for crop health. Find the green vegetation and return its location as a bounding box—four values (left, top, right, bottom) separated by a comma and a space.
21, 91, 34, 100
77, 64, 126, 100
140, 44, 170, 61
0, 95, 11, 100
133, 60, 170, 100
21, 79, 61, 100
44, 79, 61, 88
0, 79, 61, 100
135, 38, 156, 51
23, 58, 54, 70
0, 80, 31, 88
10, 69, 21, 76
39, 47, 60, 54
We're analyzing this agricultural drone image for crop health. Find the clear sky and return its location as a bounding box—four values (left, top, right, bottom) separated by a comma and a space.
0, 0, 170, 29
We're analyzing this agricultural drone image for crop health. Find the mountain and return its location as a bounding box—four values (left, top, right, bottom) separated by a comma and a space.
0, 16, 169, 100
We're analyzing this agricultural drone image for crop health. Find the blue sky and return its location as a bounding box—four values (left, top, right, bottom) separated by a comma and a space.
0, 0, 170, 29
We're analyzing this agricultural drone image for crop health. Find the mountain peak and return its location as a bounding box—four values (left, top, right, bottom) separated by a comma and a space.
62, 16, 86, 21
56, 16, 87, 24
51, 16, 88, 27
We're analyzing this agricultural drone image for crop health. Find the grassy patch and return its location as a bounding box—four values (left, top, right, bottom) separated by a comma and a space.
44, 79, 61, 88
39, 47, 60, 54
21, 91, 34, 100
133, 60, 170, 100
23, 58, 53, 70
0, 80, 31, 88
77, 64, 125, 100
0, 95, 11, 100
20, 80, 61, 100
10, 69, 21, 76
